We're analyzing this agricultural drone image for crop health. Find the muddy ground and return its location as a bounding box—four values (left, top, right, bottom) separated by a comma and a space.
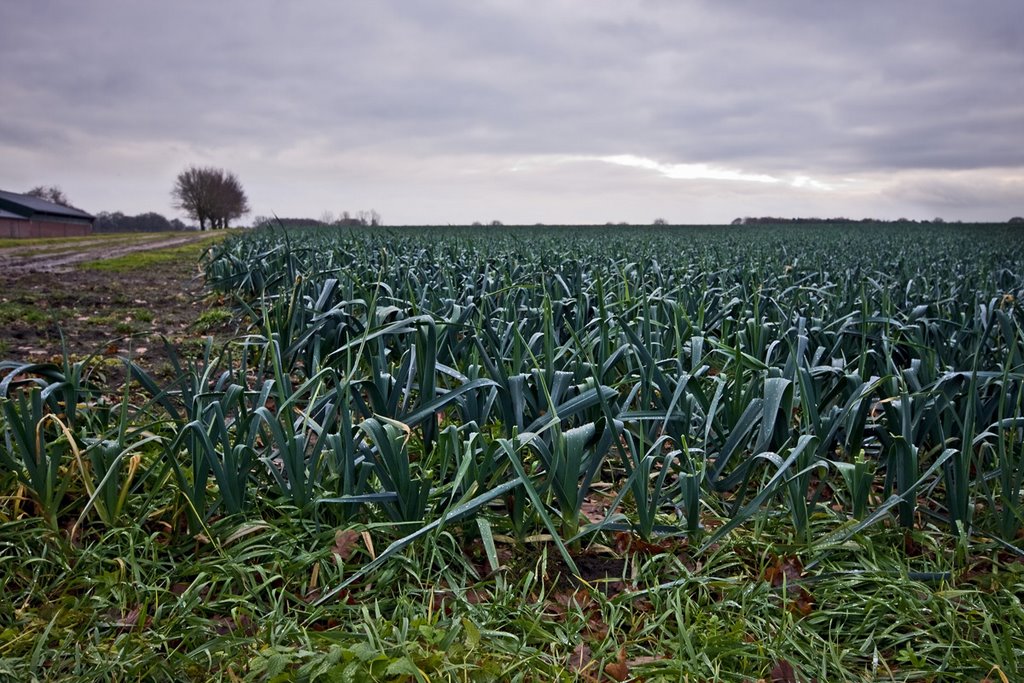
0, 232, 237, 380
0, 232, 211, 275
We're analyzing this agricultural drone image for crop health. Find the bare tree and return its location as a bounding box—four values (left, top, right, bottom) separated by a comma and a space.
172, 166, 250, 230
172, 167, 217, 230
26, 185, 77, 209
213, 170, 249, 229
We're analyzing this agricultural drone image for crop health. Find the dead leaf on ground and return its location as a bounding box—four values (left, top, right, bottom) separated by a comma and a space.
332, 529, 361, 561
791, 588, 815, 617
764, 556, 803, 586
210, 614, 256, 636
568, 642, 594, 675
604, 648, 629, 681
584, 614, 609, 641
581, 496, 612, 524
361, 530, 376, 559
554, 589, 596, 612
903, 531, 925, 556
613, 531, 671, 557
769, 659, 798, 683
430, 590, 453, 615
309, 617, 342, 632
764, 555, 815, 616
109, 606, 150, 632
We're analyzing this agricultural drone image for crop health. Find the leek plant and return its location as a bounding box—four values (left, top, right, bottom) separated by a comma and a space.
0, 389, 69, 529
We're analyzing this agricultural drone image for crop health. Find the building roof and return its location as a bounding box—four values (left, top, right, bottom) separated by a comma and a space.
0, 189, 94, 220
0, 208, 28, 221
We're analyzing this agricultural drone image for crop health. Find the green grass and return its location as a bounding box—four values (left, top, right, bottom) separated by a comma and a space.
0, 232, 180, 249
84, 310, 153, 334
0, 512, 1019, 681
0, 235, 108, 249
129, 307, 155, 323
192, 307, 234, 332
80, 234, 226, 272
0, 301, 50, 326
85, 313, 121, 326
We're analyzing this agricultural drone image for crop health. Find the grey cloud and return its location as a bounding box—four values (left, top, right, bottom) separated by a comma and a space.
1, 1, 1022, 222
885, 173, 1024, 211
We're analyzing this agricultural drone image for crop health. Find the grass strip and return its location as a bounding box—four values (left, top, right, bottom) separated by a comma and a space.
80, 234, 227, 273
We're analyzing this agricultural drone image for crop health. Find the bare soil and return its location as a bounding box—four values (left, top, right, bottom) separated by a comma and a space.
0, 232, 236, 378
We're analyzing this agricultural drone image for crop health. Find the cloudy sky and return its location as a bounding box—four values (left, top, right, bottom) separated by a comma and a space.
1, 1, 1022, 225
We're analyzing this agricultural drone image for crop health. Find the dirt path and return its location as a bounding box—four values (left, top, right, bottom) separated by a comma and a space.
0, 232, 214, 274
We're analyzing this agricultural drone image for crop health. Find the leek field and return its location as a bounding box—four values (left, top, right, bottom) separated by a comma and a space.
2, 223, 1023, 681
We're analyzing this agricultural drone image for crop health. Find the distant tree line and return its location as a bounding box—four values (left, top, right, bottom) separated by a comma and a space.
94, 211, 189, 233
734, 216, 1024, 225
733, 216, 904, 225
251, 210, 382, 230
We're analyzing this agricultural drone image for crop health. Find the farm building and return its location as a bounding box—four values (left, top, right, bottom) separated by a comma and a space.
0, 189, 95, 238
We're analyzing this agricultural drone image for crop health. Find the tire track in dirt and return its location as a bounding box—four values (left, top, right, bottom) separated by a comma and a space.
0, 233, 214, 273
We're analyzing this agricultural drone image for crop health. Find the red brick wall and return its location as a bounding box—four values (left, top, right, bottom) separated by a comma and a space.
0, 218, 93, 238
